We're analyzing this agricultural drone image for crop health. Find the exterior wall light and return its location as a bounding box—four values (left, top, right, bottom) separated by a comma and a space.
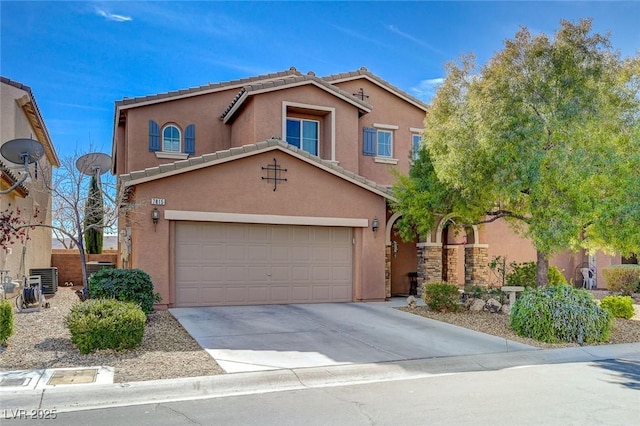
151, 207, 160, 228
372, 217, 379, 233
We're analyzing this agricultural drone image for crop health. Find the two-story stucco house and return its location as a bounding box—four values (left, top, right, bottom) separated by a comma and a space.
111, 67, 614, 309
1, 77, 59, 281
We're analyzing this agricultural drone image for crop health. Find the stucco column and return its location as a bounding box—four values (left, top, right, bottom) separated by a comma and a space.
464, 244, 489, 285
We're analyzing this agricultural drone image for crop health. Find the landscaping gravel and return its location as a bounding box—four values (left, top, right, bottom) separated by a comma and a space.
399, 291, 640, 349
2, 287, 638, 384
0, 287, 223, 383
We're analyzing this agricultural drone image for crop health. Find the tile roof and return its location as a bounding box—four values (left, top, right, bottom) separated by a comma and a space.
115, 67, 304, 108
322, 67, 429, 112
0, 159, 29, 196
120, 138, 395, 200
219, 73, 373, 122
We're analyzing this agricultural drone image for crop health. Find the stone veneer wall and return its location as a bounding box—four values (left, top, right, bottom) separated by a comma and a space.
464, 245, 489, 285
385, 245, 391, 298
417, 244, 443, 295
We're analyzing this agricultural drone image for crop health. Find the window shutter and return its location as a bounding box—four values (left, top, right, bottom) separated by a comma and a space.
148, 120, 160, 152
363, 127, 376, 156
184, 124, 196, 155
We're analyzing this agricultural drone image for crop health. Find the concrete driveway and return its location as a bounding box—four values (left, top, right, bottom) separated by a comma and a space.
170, 300, 535, 373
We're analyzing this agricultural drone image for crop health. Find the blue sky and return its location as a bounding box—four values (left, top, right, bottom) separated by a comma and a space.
2, 1, 639, 160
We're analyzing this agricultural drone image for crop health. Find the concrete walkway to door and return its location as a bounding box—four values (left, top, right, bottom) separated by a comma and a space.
170, 300, 536, 373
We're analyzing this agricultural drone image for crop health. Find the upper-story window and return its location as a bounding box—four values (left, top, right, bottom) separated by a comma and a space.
286, 118, 319, 156
412, 134, 421, 160
163, 125, 181, 152
377, 130, 393, 158
149, 120, 196, 159
363, 124, 399, 164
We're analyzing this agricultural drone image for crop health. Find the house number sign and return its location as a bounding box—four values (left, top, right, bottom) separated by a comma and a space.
151, 198, 166, 205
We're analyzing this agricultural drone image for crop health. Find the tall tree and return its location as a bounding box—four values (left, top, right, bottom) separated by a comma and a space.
83, 174, 104, 254
393, 19, 640, 286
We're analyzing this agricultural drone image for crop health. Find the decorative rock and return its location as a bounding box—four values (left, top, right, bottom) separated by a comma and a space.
469, 299, 486, 312
501, 304, 511, 315
407, 295, 418, 309
484, 298, 502, 313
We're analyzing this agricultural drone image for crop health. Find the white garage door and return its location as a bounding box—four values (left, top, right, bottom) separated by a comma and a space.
174, 222, 353, 307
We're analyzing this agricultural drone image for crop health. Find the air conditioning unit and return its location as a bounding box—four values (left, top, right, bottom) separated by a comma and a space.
29, 267, 58, 295
86, 261, 116, 276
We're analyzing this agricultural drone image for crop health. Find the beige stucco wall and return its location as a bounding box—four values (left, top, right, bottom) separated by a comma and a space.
332, 79, 427, 184
123, 150, 388, 307
1, 82, 54, 279
116, 78, 426, 190
117, 87, 241, 175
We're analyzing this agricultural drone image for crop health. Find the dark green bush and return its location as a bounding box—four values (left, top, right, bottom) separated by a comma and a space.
89, 269, 160, 314
600, 295, 635, 319
506, 261, 567, 288
602, 265, 640, 296
510, 285, 612, 344
65, 298, 145, 354
0, 299, 14, 345
422, 283, 460, 312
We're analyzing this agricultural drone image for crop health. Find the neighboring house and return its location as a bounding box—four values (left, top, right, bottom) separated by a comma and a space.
1, 77, 59, 281
111, 67, 616, 309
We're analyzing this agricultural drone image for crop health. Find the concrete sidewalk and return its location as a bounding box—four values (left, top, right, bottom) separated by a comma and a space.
3, 343, 639, 414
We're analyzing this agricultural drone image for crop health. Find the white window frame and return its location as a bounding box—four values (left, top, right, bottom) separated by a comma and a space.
282, 102, 336, 162
411, 127, 424, 161
162, 124, 181, 153
373, 123, 399, 164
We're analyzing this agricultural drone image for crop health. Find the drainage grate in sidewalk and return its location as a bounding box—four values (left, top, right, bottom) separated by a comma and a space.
0, 377, 32, 387
47, 368, 97, 385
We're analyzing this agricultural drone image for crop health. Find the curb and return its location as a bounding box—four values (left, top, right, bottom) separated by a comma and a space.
3, 342, 639, 413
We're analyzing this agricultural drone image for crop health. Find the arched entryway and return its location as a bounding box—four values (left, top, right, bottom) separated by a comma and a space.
386, 213, 418, 296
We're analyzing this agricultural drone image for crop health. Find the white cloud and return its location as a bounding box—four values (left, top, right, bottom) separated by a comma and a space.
410, 78, 444, 102
385, 25, 443, 55
95, 8, 132, 22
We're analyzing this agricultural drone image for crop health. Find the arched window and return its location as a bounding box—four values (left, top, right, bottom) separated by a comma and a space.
162, 125, 181, 152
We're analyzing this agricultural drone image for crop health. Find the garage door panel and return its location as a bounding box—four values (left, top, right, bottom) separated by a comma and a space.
248, 266, 269, 281
175, 222, 353, 306
226, 266, 248, 281
226, 287, 248, 303
270, 286, 290, 302
226, 245, 247, 261
312, 247, 332, 261
202, 287, 225, 302
248, 245, 269, 262
332, 286, 351, 300
332, 266, 351, 281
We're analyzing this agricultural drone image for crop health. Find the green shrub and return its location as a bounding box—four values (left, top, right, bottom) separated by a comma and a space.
463, 285, 504, 303
602, 265, 640, 296
65, 298, 145, 354
509, 285, 612, 344
506, 261, 567, 288
422, 283, 460, 312
600, 295, 635, 319
0, 299, 14, 345
89, 268, 160, 314
548, 266, 567, 286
